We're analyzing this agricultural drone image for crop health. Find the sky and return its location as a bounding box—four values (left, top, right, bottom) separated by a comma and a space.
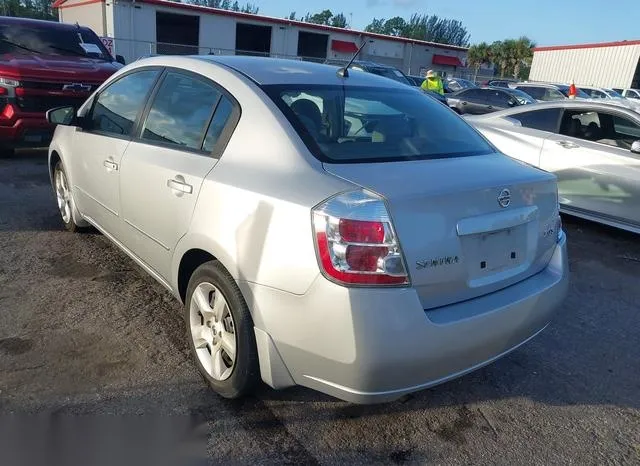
247, 0, 640, 46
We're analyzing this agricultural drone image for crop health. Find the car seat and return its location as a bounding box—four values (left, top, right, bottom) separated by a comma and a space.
290, 99, 323, 138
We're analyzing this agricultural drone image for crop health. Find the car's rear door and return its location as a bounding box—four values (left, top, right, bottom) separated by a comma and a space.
118, 70, 240, 279
458, 89, 492, 114
540, 108, 640, 227
71, 69, 161, 235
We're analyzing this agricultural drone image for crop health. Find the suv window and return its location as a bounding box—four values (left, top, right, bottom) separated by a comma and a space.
510, 108, 562, 132
90, 70, 160, 136
0, 23, 111, 60
265, 85, 494, 163
516, 86, 544, 100
141, 72, 222, 150
612, 115, 640, 140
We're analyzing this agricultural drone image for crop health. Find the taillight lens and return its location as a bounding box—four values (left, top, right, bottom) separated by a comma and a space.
312, 190, 409, 286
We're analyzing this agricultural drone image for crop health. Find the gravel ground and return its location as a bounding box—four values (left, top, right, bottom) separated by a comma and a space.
1, 152, 639, 465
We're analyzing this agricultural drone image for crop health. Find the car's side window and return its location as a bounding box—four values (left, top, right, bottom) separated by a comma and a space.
612, 115, 640, 140
141, 72, 222, 151
517, 86, 543, 100
488, 91, 513, 107
592, 90, 606, 99
559, 111, 601, 140
462, 89, 486, 102
89, 70, 160, 137
510, 108, 562, 132
202, 96, 234, 153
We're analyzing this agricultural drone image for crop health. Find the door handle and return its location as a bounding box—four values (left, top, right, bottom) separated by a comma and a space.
487, 105, 493, 109
167, 178, 193, 194
103, 160, 118, 171
461, 101, 467, 105
556, 140, 580, 149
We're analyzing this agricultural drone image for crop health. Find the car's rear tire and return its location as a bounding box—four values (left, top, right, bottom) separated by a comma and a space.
53, 161, 83, 233
185, 260, 260, 399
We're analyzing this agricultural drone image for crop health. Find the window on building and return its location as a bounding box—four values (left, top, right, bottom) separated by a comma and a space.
156, 12, 200, 55
297, 31, 329, 61
236, 23, 272, 56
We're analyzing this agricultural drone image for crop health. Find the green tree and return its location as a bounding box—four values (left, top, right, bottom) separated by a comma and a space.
382, 16, 406, 36
511, 36, 536, 79
330, 12, 348, 28
466, 41, 491, 82
304, 9, 333, 25
364, 18, 386, 34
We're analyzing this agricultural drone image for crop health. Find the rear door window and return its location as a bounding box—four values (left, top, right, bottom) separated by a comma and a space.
265, 85, 494, 163
510, 108, 562, 132
516, 86, 544, 100
141, 72, 221, 151
488, 90, 514, 107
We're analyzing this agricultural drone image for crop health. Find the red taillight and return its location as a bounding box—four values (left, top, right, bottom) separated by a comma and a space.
0, 103, 15, 120
0, 87, 6, 96
339, 219, 385, 243
312, 190, 409, 286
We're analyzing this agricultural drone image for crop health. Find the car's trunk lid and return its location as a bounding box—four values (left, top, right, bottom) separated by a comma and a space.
323, 153, 559, 309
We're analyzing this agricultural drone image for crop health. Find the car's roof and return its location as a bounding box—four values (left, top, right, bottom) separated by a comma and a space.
0, 16, 94, 32
193, 55, 411, 88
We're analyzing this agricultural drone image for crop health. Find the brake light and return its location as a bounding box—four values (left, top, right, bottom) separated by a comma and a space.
312, 190, 409, 286
0, 103, 15, 120
0, 87, 6, 96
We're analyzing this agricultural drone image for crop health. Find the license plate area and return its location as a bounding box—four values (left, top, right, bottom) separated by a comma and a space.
462, 225, 527, 282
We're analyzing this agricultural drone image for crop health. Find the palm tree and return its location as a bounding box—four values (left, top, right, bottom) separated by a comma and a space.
512, 36, 536, 80
467, 42, 491, 83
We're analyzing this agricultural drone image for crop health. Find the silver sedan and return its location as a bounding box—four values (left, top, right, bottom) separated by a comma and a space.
469, 101, 640, 234
46, 56, 568, 403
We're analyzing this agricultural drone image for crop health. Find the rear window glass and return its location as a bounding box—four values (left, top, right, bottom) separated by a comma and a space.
265, 85, 494, 163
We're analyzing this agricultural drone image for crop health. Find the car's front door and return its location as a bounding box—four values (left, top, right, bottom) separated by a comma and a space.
540, 108, 640, 227
71, 69, 161, 234
118, 70, 239, 279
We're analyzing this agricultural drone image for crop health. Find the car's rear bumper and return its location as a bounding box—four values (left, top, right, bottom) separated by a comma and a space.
241, 233, 568, 404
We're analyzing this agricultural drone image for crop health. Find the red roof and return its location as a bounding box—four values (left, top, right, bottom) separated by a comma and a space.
432, 54, 463, 67
534, 39, 640, 52
51, 0, 468, 51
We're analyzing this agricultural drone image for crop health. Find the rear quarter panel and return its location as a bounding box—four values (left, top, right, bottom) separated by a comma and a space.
473, 121, 548, 168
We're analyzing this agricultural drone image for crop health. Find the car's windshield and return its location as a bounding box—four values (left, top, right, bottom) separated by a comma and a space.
508, 89, 536, 105
264, 85, 494, 163
0, 24, 110, 60
604, 88, 624, 98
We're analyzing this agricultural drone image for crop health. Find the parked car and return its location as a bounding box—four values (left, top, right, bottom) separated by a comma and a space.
579, 85, 640, 112
613, 88, 640, 100
326, 59, 414, 86
509, 82, 590, 102
486, 78, 519, 88
47, 56, 568, 403
444, 77, 477, 93
468, 101, 640, 233
0, 16, 124, 156
446, 87, 534, 115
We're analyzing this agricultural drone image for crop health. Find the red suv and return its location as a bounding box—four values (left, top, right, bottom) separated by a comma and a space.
0, 16, 124, 156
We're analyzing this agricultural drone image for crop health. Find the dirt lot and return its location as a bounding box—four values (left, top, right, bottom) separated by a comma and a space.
1, 152, 639, 465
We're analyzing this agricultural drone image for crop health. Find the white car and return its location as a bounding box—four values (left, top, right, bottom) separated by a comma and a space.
613, 88, 640, 100
579, 86, 640, 112
468, 101, 640, 233
46, 55, 568, 403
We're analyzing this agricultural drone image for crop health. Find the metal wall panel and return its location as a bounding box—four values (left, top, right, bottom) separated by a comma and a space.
529, 45, 640, 88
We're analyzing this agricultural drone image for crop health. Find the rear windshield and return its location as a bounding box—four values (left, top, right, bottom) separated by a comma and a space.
0, 23, 111, 60
264, 85, 494, 163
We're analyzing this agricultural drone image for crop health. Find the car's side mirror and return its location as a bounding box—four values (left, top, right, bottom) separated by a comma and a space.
46, 106, 77, 126
631, 140, 640, 154
116, 54, 126, 65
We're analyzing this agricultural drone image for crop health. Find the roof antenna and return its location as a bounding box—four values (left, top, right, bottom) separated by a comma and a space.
337, 39, 372, 78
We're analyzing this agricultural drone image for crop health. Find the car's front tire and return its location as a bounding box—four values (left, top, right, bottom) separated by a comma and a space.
53, 161, 83, 233
185, 260, 260, 399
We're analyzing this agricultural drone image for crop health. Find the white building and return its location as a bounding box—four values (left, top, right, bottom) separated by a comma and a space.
53, 0, 469, 77
530, 40, 640, 89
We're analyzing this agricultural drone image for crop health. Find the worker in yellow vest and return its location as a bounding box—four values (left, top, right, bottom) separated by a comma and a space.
421, 70, 444, 95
